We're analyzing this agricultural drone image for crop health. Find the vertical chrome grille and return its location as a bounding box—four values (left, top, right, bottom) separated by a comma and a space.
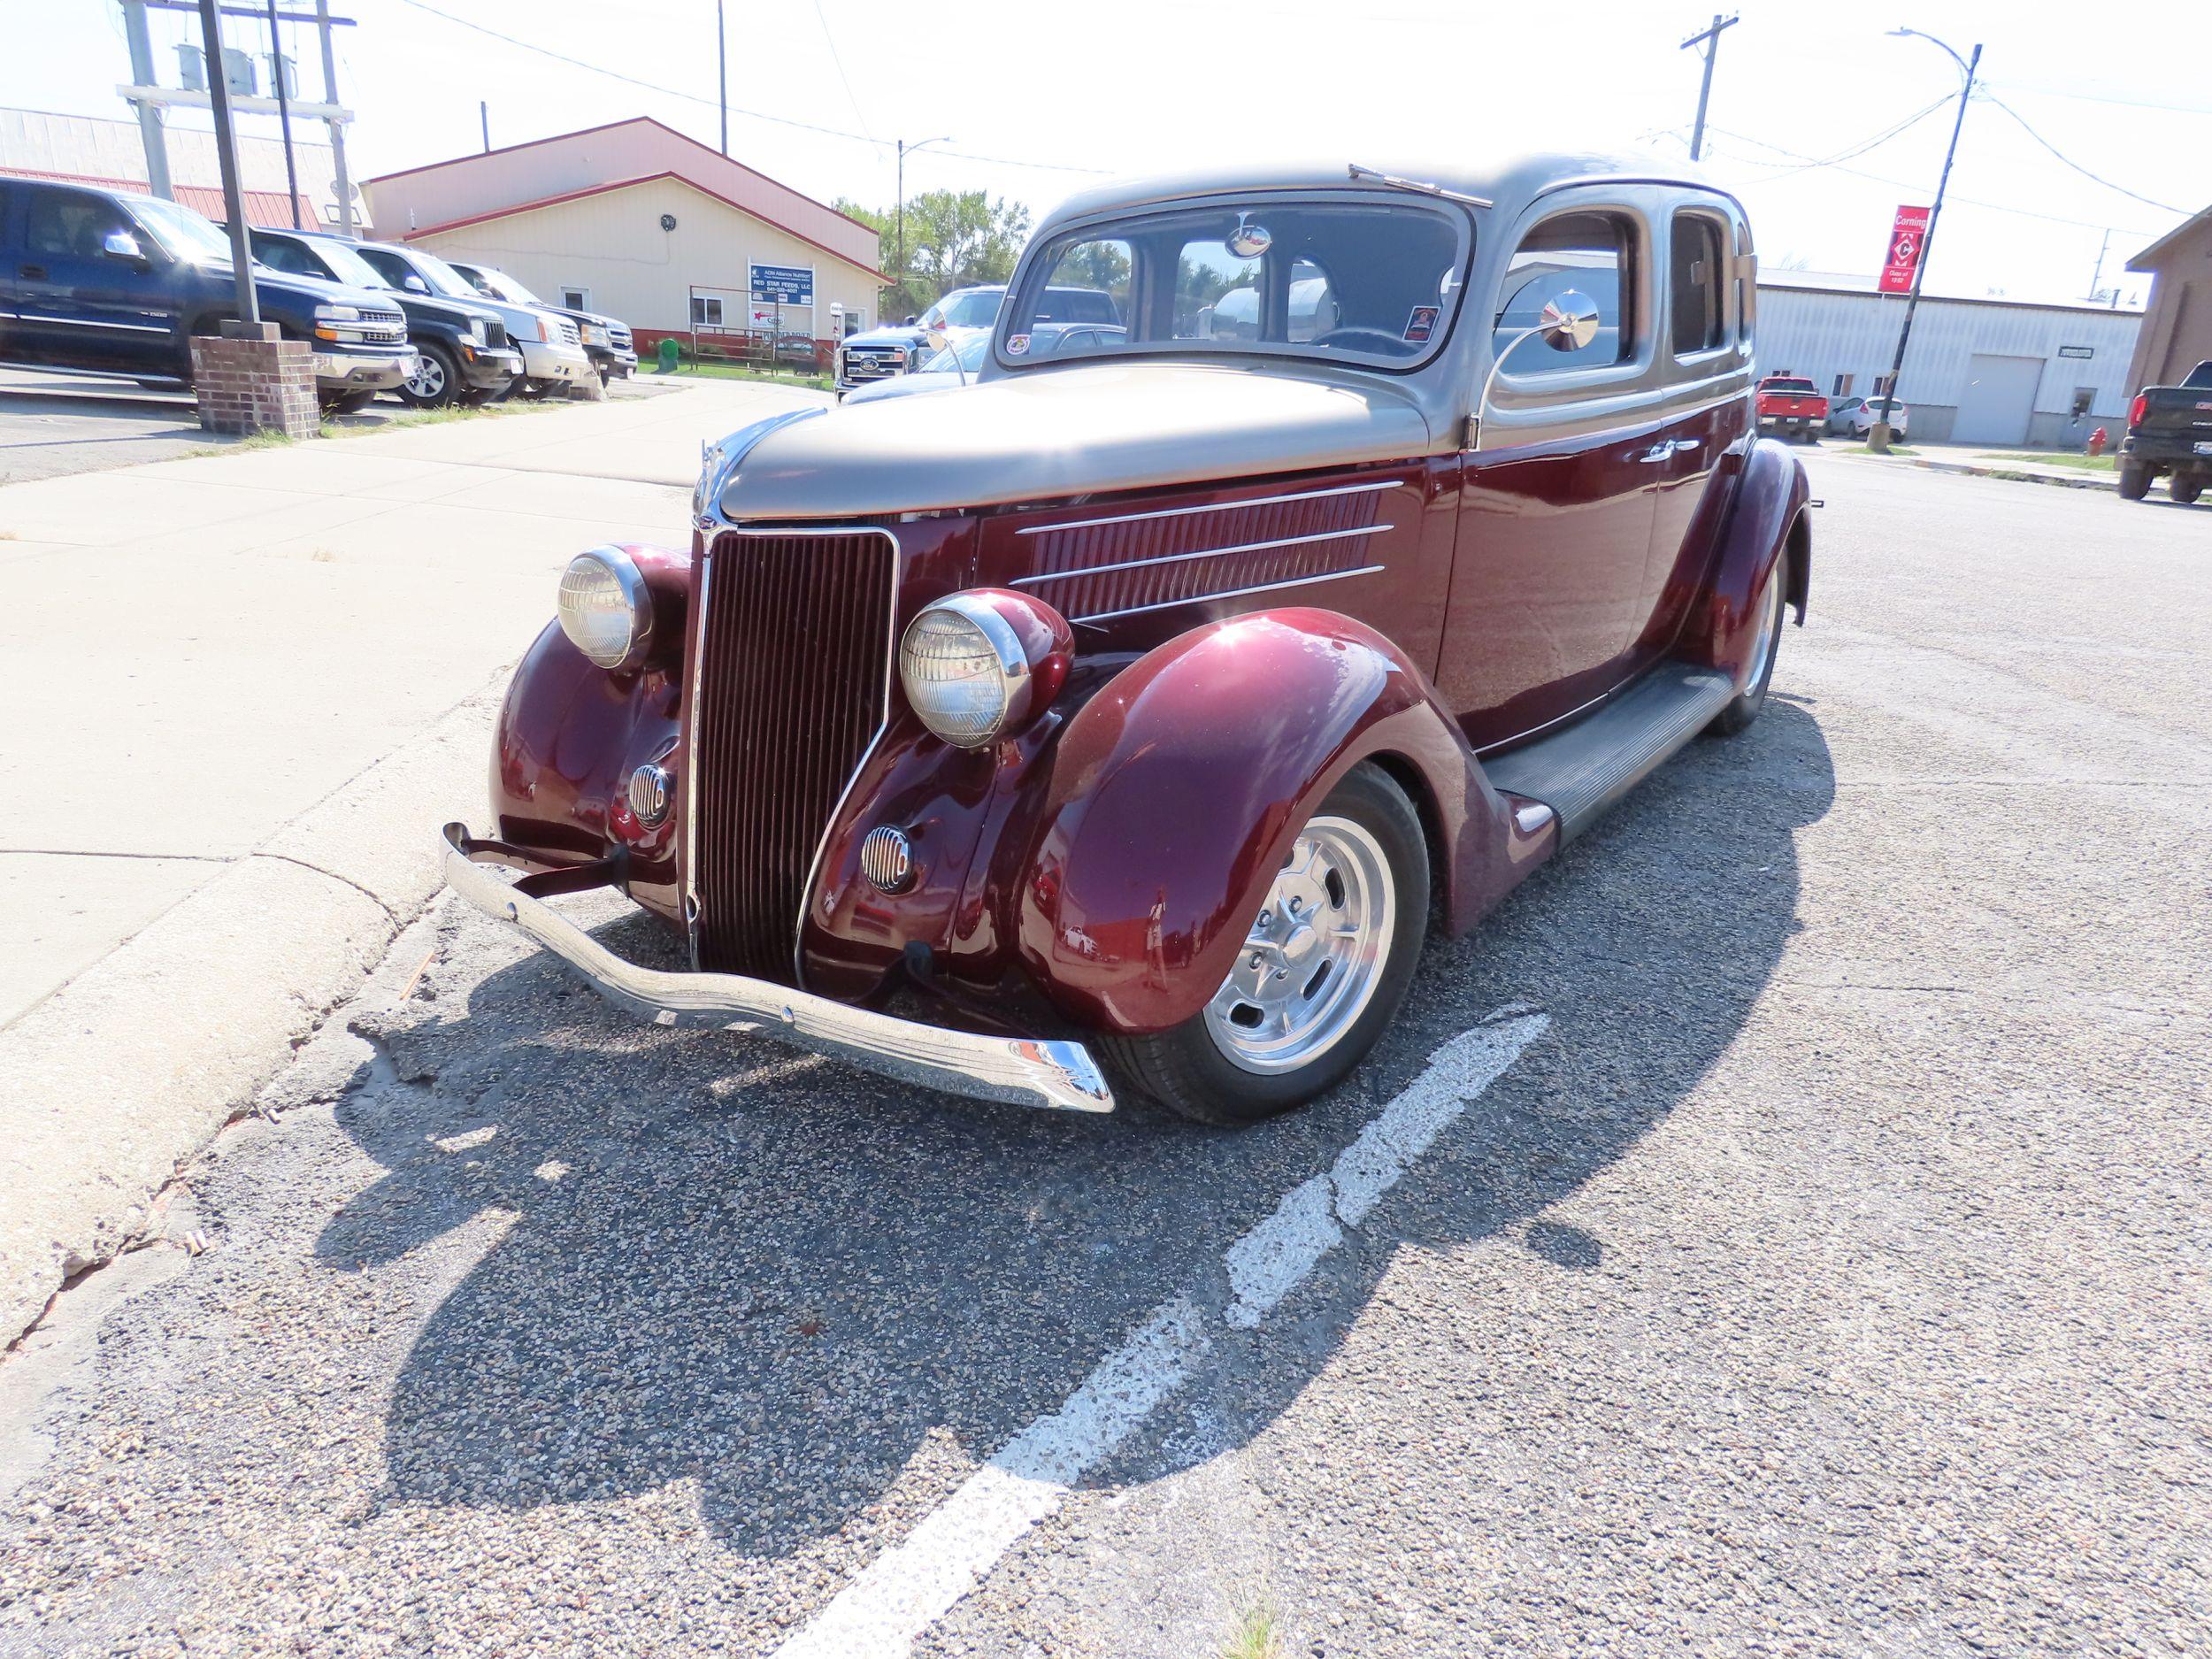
690, 529, 897, 982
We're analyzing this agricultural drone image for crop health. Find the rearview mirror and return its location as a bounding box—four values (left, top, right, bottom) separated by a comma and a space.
102, 230, 147, 264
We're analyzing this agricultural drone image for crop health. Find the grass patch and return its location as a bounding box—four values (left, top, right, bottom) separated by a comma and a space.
1978, 450, 2116, 472
649, 360, 833, 392
1838, 442, 1920, 457
1218, 1601, 1287, 1659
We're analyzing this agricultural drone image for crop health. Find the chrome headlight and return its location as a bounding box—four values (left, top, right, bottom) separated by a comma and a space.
556, 546, 654, 671
314, 303, 361, 323
467, 318, 487, 346
581, 323, 604, 345
898, 591, 1072, 749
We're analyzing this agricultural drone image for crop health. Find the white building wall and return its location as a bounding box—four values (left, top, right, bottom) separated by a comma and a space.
412, 174, 879, 338
1755, 282, 2144, 443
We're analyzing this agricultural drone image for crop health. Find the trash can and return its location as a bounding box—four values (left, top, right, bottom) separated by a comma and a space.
657, 336, 680, 374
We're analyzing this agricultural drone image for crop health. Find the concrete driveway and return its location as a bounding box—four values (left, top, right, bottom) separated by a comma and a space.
3, 454, 2205, 1655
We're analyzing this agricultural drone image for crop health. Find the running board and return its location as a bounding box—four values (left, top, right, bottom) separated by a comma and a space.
1481, 664, 1736, 845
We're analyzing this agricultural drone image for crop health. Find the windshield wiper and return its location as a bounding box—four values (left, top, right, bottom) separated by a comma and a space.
1347, 164, 1492, 209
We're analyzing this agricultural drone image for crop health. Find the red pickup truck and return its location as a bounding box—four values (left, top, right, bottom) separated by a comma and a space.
1755, 374, 1829, 442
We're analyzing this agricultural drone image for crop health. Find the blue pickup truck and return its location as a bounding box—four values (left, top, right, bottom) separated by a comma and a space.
0, 178, 416, 411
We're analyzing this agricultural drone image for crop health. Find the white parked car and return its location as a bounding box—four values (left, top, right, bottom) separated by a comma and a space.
1829, 395, 1908, 439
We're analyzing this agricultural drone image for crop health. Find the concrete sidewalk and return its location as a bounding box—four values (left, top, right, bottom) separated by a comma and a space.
1828, 439, 2122, 491
0, 375, 826, 1340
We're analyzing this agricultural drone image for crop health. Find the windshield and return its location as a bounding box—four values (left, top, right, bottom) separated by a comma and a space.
1006, 198, 1470, 371
920, 334, 991, 374
462, 264, 540, 304
306, 237, 388, 290
920, 289, 1002, 330
125, 196, 234, 265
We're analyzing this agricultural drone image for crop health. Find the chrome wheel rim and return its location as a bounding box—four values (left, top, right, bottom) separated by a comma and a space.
1743, 567, 1783, 694
408, 356, 444, 398
1203, 815, 1395, 1075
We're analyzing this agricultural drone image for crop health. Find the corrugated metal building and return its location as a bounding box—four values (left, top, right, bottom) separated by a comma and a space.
362, 119, 884, 344
0, 105, 326, 228
1755, 273, 2144, 446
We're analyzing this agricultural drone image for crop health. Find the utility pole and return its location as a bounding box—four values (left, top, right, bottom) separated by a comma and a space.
480, 100, 490, 153
2086, 227, 2112, 303
1870, 31, 1981, 453
716, 0, 728, 155
119, 1, 175, 200
1680, 13, 1738, 162
196, 0, 259, 325
313, 0, 354, 234
264, 0, 302, 227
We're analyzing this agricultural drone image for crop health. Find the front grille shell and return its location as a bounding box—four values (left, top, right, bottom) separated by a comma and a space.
684, 527, 901, 984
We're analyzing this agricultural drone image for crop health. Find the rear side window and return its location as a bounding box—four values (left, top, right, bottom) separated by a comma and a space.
1495, 210, 1634, 373
1670, 211, 1726, 357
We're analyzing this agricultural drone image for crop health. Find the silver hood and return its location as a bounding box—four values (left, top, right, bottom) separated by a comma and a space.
719, 359, 1439, 520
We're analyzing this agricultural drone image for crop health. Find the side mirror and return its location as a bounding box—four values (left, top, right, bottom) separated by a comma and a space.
102, 229, 148, 265
403, 274, 430, 295
1471, 288, 1602, 451
903, 315, 918, 326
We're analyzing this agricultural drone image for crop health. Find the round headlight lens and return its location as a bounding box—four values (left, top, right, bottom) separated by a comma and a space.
556, 548, 652, 671
898, 591, 1072, 749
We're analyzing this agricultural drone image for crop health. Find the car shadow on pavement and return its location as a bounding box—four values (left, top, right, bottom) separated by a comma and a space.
321, 701, 1833, 1558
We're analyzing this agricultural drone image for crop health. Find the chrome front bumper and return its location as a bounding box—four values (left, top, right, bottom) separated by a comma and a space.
518, 341, 590, 382
440, 824, 1114, 1113
312, 348, 417, 390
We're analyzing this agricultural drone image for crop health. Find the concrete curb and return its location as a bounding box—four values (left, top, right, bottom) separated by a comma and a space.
0, 678, 506, 1344
1835, 451, 2120, 492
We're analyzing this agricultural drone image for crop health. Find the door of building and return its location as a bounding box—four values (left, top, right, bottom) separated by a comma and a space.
1952, 353, 2044, 445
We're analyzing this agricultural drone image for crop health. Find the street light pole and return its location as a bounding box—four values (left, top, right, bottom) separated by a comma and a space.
196, 0, 259, 326
716, 0, 727, 156
1870, 29, 1981, 454
895, 134, 949, 307
1680, 13, 1738, 162
264, 0, 302, 227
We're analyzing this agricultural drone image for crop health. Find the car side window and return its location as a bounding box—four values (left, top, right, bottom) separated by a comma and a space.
356, 247, 408, 288
26, 189, 130, 260
1669, 211, 1726, 357
254, 237, 316, 278
1494, 210, 1634, 373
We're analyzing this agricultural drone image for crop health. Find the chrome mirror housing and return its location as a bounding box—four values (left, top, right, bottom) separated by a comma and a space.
102, 230, 145, 262
1533, 290, 1601, 352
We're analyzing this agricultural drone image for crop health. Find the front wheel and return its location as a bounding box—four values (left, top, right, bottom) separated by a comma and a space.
398, 341, 460, 409
2117, 460, 2152, 502
1097, 764, 1430, 1126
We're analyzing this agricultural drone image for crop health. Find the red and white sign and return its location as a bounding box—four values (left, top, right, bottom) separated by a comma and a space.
1879, 205, 1932, 295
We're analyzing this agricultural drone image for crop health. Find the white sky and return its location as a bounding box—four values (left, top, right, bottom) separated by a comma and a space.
10, 0, 2206, 308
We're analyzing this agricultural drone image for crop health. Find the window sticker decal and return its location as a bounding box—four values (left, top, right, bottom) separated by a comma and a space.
1403, 305, 1440, 343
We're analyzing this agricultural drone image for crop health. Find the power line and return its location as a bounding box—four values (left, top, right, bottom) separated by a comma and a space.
1984, 80, 2212, 118
385, 0, 1106, 174
809, 0, 871, 144
1722, 96, 1951, 180
1980, 92, 2182, 214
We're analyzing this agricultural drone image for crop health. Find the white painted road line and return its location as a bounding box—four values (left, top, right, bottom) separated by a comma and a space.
773, 1009, 1550, 1659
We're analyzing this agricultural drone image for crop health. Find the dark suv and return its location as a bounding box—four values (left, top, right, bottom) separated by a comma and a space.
0, 179, 413, 409
246, 225, 521, 408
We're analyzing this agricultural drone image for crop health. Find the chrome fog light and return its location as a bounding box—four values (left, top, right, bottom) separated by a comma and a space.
860, 825, 915, 893
626, 762, 672, 826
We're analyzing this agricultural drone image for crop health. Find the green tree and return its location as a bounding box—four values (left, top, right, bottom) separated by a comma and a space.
836, 189, 1033, 317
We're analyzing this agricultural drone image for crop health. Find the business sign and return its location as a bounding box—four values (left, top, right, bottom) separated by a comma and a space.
1878, 205, 1931, 296
2057, 344, 2095, 360
749, 263, 815, 306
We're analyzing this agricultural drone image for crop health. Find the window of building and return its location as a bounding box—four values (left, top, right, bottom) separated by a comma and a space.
1670, 211, 1726, 357
561, 286, 590, 311
1495, 210, 1635, 373
691, 295, 725, 330
841, 311, 864, 336
1832, 372, 1855, 396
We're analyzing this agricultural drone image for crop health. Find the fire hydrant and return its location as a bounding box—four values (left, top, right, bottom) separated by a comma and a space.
2087, 426, 2108, 457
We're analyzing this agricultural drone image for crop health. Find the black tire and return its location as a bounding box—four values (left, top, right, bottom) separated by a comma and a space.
2117, 461, 2152, 502
1096, 763, 1430, 1127
398, 340, 461, 409
1709, 548, 1788, 737
2170, 475, 2204, 505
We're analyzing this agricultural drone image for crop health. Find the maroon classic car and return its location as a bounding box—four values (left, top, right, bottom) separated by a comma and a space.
442, 154, 1809, 1125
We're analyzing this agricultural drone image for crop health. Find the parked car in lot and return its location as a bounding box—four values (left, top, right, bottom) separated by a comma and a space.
844, 324, 1128, 405
445, 260, 637, 385
1755, 373, 1827, 440
441, 154, 1809, 1125
2117, 358, 2212, 503
1826, 394, 1907, 440
351, 241, 590, 398
0, 180, 413, 411
243, 225, 520, 408
833, 284, 1118, 395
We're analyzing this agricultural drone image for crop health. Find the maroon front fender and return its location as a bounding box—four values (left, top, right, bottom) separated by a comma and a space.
1678, 437, 1811, 680
1013, 609, 1536, 1035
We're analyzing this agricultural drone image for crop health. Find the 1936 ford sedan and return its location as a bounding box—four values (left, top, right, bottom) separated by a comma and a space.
441, 153, 1811, 1125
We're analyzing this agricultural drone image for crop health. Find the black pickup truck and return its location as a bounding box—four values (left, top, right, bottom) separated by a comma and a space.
0, 178, 414, 410
2118, 359, 2212, 504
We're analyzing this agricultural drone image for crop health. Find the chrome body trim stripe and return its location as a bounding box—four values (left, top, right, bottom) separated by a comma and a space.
442, 824, 1113, 1113
17, 313, 170, 333
1012, 523, 1391, 588
1071, 564, 1386, 625
1013, 479, 1397, 536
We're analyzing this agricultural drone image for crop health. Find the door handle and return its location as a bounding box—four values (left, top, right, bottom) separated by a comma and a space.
19, 265, 47, 280
1636, 438, 1701, 464
1635, 443, 1673, 464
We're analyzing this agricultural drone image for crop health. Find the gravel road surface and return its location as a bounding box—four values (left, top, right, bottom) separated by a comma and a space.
2, 455, 2206, 1658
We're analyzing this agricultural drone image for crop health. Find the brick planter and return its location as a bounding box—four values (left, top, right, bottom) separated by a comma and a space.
190, 319, 318, 439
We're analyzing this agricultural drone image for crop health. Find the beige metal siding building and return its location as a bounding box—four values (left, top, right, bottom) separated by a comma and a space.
360, 118, 883, 340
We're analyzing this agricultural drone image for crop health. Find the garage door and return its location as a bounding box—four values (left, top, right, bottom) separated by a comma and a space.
1952, 353, 2044, 446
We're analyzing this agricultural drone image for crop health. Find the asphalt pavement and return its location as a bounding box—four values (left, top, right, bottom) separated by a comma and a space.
2, 457, 2207, 1658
